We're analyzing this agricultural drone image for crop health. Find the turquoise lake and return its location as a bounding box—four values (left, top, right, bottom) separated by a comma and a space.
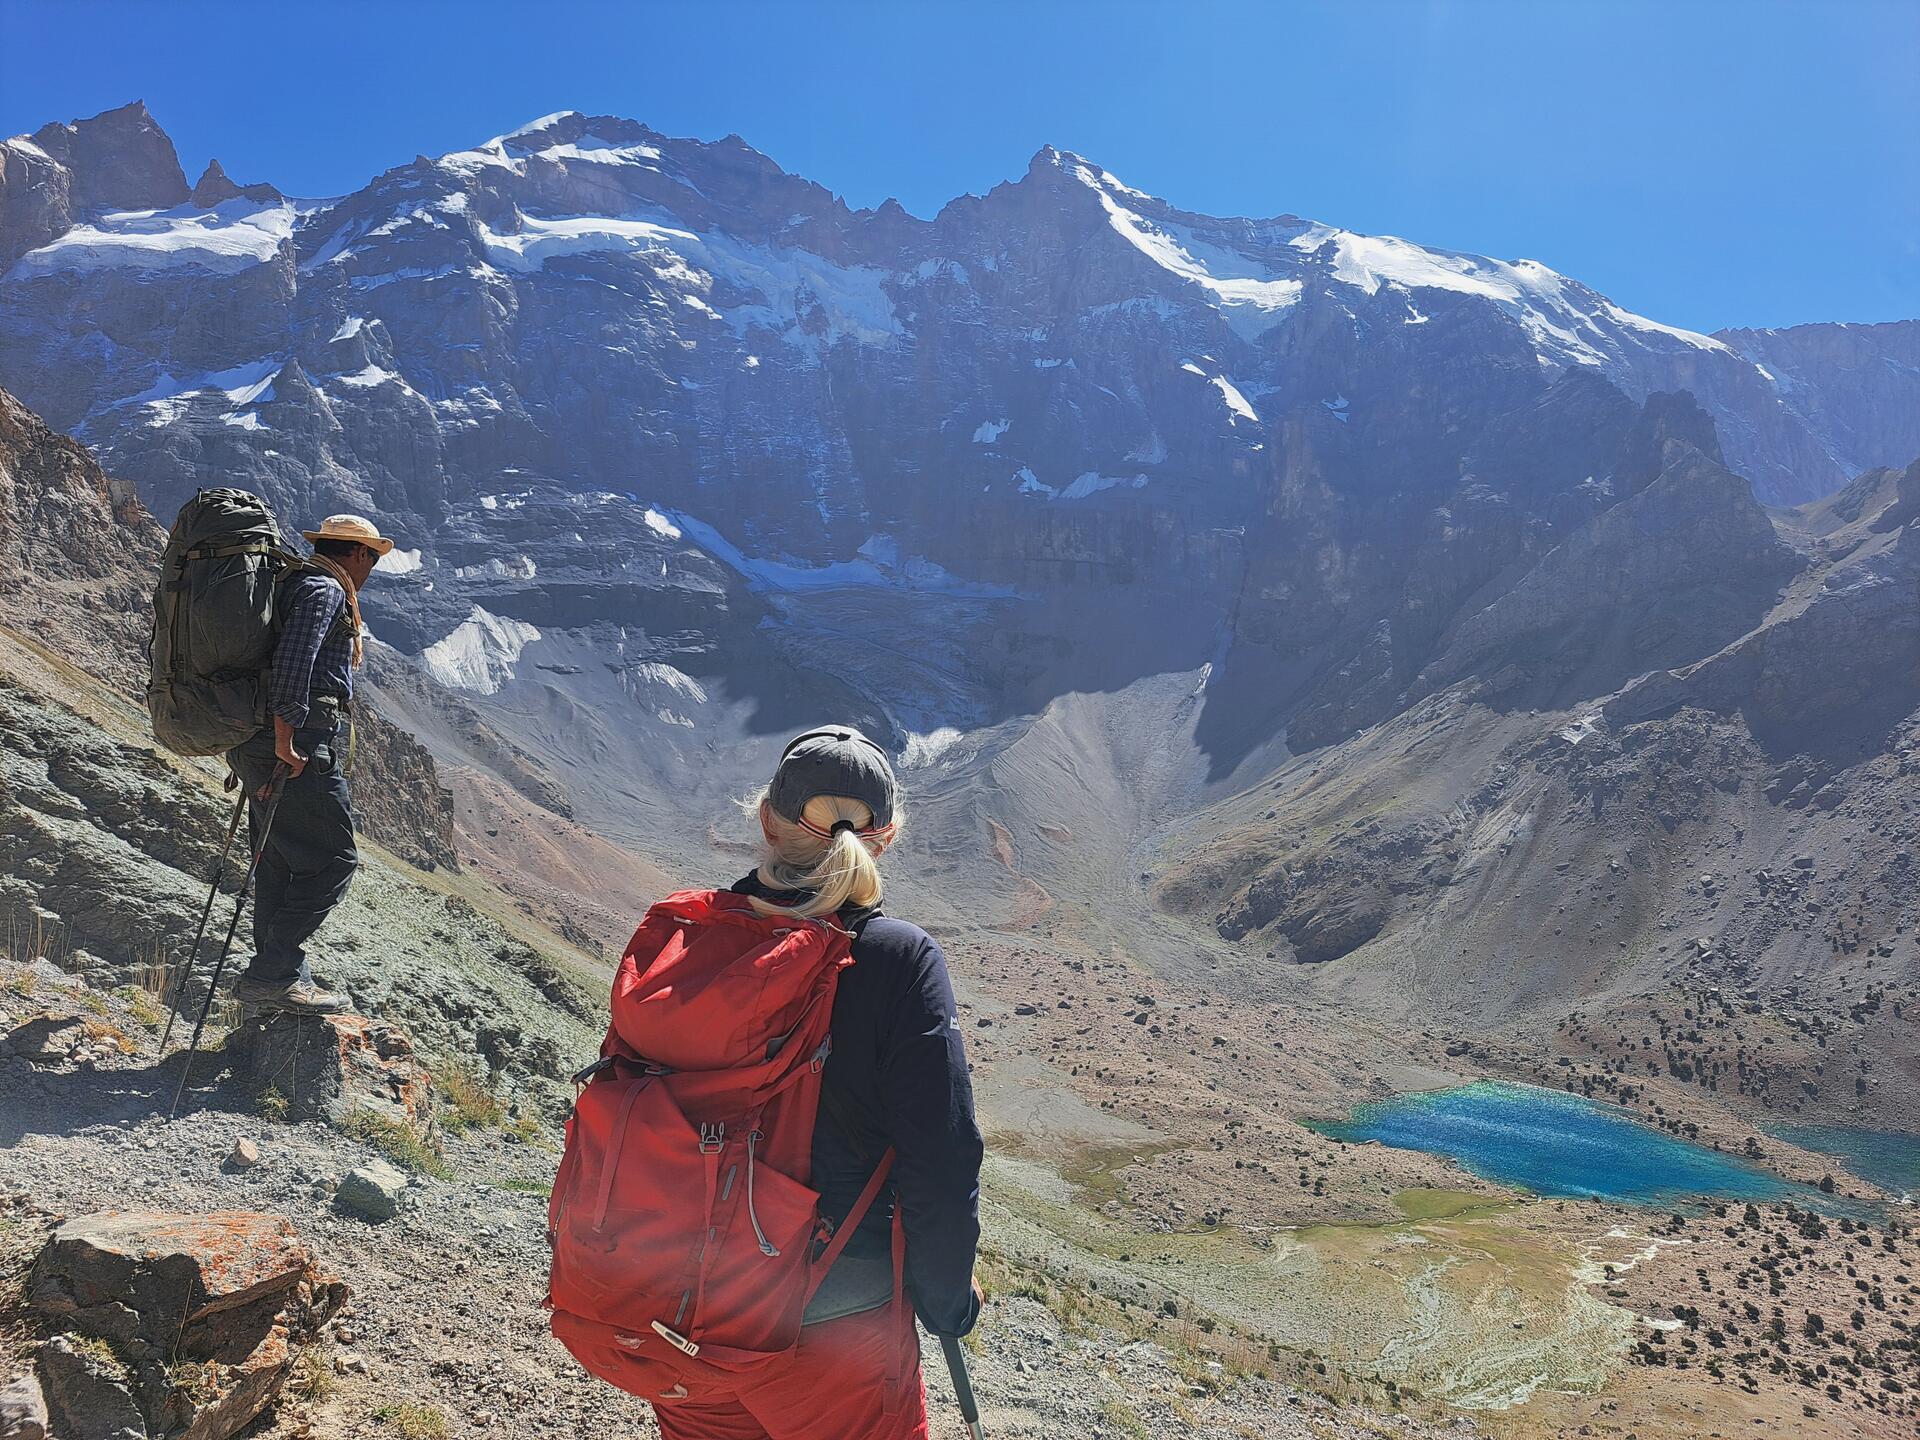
1314, 1081, 1800, 1206
1768, 1124, 1920, 1201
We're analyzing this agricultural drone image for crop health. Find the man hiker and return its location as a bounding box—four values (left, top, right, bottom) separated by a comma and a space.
225, 513, 394, 1014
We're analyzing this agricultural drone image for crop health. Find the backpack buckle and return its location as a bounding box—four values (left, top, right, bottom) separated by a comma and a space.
571, 1056, 616, 1087
698, 1122, 725, 1154
650, 1321, 701, 1358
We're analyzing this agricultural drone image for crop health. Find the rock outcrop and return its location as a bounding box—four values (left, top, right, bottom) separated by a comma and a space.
0, 102, 187, 269
25, 1210, 346, 1440
0, 383, 158, 691
233, 1010, 433, 1135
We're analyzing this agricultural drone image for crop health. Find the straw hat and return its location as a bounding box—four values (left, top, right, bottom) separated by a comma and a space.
302, 513, 396, 556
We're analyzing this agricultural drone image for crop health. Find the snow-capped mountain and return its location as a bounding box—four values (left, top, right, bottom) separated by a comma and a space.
1, 102, 1914, 781
3, 102, 1919, 1074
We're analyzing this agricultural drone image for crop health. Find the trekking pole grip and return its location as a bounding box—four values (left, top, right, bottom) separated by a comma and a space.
939, 1334, 985, 1439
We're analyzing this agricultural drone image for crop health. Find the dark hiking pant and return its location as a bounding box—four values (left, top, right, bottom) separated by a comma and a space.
226, 721, 358, 985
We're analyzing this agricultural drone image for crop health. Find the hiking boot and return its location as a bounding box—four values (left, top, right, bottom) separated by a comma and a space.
232, 975, 350, 1015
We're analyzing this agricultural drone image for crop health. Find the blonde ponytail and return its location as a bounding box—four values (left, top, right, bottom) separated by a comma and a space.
752, 792, 897, 919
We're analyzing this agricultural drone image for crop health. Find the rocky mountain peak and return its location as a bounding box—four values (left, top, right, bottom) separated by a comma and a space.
189, 157, 283, 206
27, 99, 188, 212
1615, 388, 1725, 493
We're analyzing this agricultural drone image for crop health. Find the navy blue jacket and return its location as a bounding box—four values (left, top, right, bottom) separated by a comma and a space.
730, 874, 983, 1337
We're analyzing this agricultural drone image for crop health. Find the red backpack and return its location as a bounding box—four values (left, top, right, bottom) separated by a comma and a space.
547, 889, 896, 1400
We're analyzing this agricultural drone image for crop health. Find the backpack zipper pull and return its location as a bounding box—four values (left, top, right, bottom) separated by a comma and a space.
746, 1129, 780, 1257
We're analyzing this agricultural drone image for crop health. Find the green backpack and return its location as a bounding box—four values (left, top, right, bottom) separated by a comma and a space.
147, 488, 305, 757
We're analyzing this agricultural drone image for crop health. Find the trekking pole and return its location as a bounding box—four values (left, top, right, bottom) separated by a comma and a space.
940, 1335, 986, 1440
168, 765, 288, 1120
157, 789, 248, 1055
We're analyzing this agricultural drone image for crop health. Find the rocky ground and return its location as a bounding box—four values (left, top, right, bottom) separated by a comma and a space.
0, 959, 1487, 1440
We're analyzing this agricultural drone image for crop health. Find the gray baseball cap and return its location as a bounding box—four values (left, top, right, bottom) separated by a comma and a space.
769, 725, 897, 830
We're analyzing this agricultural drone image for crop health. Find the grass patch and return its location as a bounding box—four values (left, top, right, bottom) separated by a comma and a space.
373, 1401, 448, 1439
505, 1110, 548, 1147
115, 985, 165, 1029
80, 1017, 135, 1055
335, 1108, 449, 1180
1100, 1398, 1151, 1439
167, 1359, 225, 1406
431, 1058, 503, 1135
487, 1176, 553, 1197
288, 1343, 333, 1403
1391, 1187, 1505, 1222
256, 1086, 290, 1123
69, 1333, 130, 1378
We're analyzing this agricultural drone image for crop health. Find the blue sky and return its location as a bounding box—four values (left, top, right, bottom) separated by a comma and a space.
4, 0, 1915, 332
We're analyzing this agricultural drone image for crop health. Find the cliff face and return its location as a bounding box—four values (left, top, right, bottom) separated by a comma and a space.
0, 383, 158, 690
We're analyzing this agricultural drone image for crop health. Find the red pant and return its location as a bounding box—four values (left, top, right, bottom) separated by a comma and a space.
651, 1302, 929, 1440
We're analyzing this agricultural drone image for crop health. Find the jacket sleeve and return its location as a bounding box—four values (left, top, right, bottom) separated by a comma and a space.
267, 576, 342, 727
878, 933, 984, 1337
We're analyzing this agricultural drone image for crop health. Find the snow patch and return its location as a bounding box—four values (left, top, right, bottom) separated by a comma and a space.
1597, 300, 1727, 352
972, 418, 1010, 444
329, 316, 365, 343
333, 364, 401, 389
120, 359, 281, 421
1058, 471, 1148, 501
662, 511, 1012, 597
7, 200, 293, 278
421, 607, 541, 695
377, 547, 424, 575
475, 211, 900, 349
901, 727, 970, 769
631, 662, 708, 703
1212, 376, 1259, 424
643, 507, 682, 540
1083, 175, 1302, 339
219, 411, 267, 431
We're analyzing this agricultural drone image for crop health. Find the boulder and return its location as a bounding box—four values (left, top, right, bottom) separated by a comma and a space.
26, 1211, 347, 1440
33, 1337, 142, 1440
335, 1161, 407, 1222
0, 1372, 48, 1440
231, 1011, 433, 1135
2, 1015, 84, 1065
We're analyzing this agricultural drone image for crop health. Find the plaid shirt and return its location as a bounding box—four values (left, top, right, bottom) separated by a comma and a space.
268, 571, 354, 727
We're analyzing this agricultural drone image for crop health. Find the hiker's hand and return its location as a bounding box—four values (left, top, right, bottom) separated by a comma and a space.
273, 716, 308, 779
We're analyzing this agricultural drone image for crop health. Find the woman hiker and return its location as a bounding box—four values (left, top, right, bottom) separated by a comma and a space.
551, 725, 984, 1439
